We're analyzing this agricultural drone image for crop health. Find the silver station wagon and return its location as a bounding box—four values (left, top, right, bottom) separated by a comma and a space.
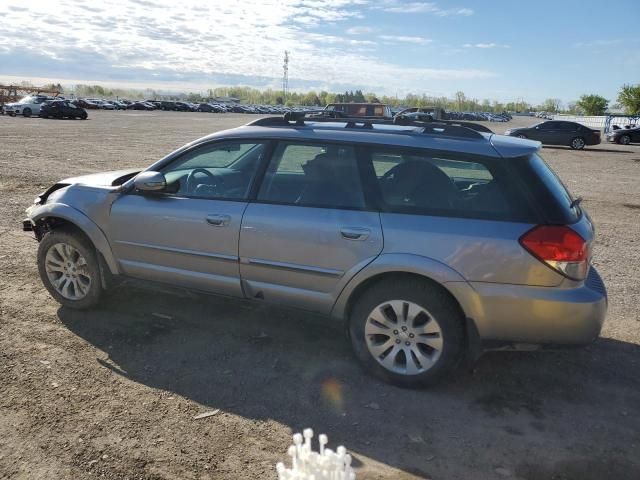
24, 113, 607, 386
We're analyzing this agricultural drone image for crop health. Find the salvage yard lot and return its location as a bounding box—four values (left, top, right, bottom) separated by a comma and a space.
1, 111, 639, 480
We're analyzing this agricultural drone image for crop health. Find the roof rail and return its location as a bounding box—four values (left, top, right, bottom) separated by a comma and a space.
247, 111, 490, 139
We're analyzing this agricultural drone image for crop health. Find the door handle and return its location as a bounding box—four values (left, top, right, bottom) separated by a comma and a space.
340, 227, 370, 241
206, 214, 231, 227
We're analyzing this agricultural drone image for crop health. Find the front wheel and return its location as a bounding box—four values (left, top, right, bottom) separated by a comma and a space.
570, 137, 586, 149
349, 279, 464, 387
37, 228, 103, 309
516, 133, 527, 139
619, 135, 631, 145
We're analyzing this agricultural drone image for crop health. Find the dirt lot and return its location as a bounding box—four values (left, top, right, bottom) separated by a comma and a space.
1, 111, 639, 480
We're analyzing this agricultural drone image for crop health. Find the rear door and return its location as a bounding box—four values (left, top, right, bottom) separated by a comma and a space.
238, 141, 383, 314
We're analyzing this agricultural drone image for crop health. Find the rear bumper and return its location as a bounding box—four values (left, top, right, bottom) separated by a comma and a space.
448, 267, 607, 345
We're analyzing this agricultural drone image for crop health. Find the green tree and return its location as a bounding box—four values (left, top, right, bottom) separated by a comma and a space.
540, 98, 562, 113
576, 94, 608, 115
617, 84, 640, 114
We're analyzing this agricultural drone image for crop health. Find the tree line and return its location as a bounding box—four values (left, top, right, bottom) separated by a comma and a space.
33, 80, 640, 115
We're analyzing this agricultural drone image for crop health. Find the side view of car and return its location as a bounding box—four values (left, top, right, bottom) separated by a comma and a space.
23, 113, 607, 387
505, 120, 601, 149
606, 125, 640, 145
39, 100, 88, 119
3, 94, 52, 116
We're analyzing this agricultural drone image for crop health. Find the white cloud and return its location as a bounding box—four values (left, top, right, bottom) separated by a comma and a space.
380, 1, 473, 16
0, 0, 493, 95
463, 43, 510, 49
346, 26, 374, 35
379, 35, 432, 45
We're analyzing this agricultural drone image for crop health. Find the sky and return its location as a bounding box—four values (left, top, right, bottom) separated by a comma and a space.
1, 0, 638, 104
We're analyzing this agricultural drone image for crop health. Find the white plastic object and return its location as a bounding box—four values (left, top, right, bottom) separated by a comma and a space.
276, 429, 356, 480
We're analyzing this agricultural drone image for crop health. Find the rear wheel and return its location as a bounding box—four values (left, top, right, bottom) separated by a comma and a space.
23, 108, 32, 117
37, 228, 103, 309
349, 278, 464, 387
619, 134, 631, 145
80, 112, 88, 120
570, 137, 586, 149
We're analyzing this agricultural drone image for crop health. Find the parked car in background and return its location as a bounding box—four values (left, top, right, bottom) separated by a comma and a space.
606, 125, 640, 145
505, 120, 601, 149
3, 95, 51, 116
126, 101, 155, 110
174, 102, 192, 112
160, 101, 177, 111
40, 100, 88, 119
75, 99, 100, 109
325, 103, 393, 118
24, 112, 606, 387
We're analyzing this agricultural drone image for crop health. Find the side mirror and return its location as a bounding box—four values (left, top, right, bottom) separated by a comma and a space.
134, 171, 166, 192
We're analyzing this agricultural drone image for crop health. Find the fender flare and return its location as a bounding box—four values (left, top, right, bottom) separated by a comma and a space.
331, 253, 471, 320
30, 202, 119, 274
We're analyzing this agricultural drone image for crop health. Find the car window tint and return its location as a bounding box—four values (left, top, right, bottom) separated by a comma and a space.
526, 153, 579, 223
257, 142, 365, 209
368, 147, 527, 221
160, 141, 265, 200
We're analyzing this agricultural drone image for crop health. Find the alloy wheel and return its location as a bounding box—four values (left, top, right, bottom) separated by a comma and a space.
571, 137, 585, 149
620, 135, 631, 145
365, 300, 443, 375
44, 243, 92, 300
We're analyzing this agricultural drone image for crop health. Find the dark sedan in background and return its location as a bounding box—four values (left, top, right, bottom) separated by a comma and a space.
505, 120, 601, 149
606, 125, 640, 145
40, 100, 88, 119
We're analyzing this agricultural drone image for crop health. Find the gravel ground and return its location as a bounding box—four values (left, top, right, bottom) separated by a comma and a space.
0, 111, 639, 480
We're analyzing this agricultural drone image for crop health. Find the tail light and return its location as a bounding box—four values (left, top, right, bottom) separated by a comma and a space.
519, 225, 589, 280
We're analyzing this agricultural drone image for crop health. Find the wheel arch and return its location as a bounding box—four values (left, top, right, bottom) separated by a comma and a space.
334, 259, 482, 361
31, 203, 119, 275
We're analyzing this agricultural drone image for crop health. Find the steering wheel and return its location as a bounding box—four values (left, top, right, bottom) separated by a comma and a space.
186, 168, 219, 195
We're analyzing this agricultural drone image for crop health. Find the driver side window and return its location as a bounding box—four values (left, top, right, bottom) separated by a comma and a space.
161, 141, 266, 200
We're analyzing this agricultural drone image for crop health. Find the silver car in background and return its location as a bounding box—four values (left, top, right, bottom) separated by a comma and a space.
24, 113, 607, 386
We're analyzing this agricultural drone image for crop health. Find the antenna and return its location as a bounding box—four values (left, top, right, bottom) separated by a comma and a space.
282, 50, 289, 102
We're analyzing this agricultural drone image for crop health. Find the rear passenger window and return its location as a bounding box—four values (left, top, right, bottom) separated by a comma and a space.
368, 148, 528, 221
257, 142, 366, 209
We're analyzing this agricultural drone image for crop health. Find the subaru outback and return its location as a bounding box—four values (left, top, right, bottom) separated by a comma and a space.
23, 113, 607, 386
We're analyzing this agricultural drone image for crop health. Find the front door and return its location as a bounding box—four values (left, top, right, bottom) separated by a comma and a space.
109, 140, 268, 296
239, 141, 383, 314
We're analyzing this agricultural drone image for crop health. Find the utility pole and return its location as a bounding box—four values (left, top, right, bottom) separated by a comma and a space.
282, 50, 289, 102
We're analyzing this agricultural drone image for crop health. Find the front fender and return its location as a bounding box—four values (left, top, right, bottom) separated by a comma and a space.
29, 202, 119, 274
331, 253, 470, 319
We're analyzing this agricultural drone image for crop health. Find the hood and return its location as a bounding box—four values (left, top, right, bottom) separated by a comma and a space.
61, 168, 141, 187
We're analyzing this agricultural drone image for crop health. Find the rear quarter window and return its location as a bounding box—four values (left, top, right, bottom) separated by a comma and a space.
519, 153, 580, 224
365, 146, 536, 222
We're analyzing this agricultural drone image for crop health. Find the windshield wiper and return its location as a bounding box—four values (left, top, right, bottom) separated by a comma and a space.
569, 196, 583, 209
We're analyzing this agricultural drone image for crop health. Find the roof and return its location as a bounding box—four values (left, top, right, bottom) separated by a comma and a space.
201, 121, 541, 159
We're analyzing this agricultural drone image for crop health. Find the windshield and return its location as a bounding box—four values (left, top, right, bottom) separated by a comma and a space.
18, 96, 36, 104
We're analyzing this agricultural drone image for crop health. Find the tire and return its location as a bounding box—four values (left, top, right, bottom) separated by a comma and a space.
516, 134, 527, 139
619, 135, 631, 145
80, 112, 88, 120
348, 278, 465, 387
37, 228, 103, 309
570, 137, 586, 150
23, 107, 32, 117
